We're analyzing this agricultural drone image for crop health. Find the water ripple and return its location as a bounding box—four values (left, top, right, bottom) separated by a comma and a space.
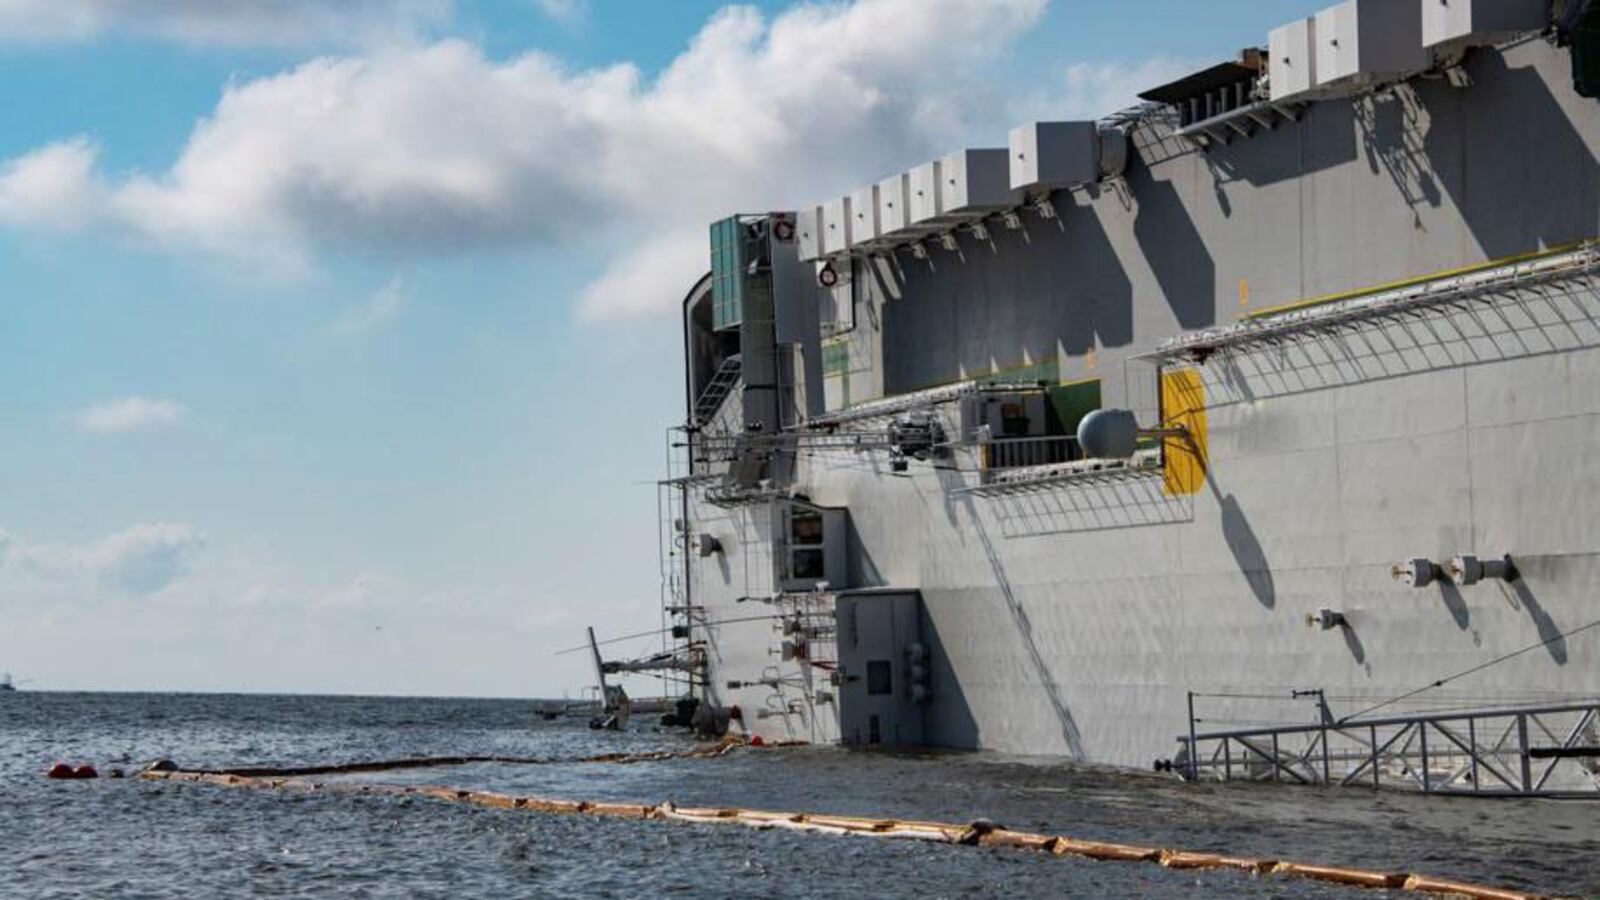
1, 693, 1591, 898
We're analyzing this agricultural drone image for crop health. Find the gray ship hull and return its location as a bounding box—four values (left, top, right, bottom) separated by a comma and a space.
668, 30, 1600, 775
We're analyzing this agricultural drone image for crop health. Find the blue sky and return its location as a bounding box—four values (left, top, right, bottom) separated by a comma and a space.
0, 0, 1326, 697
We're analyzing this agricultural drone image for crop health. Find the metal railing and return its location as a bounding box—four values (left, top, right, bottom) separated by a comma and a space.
981, 435, 1081, 472
954, 446, 1164, 497
1143, 240, 1600, 365
1176, 698, 1600, 798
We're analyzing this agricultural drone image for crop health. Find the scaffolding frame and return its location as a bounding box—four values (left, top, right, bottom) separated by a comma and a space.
656, 427, 695, 699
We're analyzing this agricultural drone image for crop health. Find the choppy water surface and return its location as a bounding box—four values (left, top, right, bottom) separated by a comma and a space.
1, 693, 1593, 898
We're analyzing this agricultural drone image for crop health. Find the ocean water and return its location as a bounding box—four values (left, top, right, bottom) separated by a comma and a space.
1, 693, 1592, 899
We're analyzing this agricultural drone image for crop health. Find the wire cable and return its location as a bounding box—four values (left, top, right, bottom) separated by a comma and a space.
553, 613, 787, 656
1338, 615, 1600, 724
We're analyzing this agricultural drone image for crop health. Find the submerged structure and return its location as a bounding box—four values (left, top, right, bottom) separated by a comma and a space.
654, 1, 1600, 795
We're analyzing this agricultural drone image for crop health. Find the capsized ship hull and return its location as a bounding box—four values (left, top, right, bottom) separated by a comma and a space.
663, 18, 1600, 780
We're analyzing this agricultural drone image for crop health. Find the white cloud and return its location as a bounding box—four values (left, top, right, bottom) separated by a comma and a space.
578, 230, 707, 320
0, 0, 1117, 318
0, 137, 105, 230
73, 396, 185, 434
0, 0, 451, 47
535, 0, 589, 26
332, 278, 408, 335
1015, 56, 1203, 122
0, 521, 617, 694
4, 522, 204, 595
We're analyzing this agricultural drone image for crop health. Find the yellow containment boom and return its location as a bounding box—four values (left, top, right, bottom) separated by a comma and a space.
138, 741, 1556, 900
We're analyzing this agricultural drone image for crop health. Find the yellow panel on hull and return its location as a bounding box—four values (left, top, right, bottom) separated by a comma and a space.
1159, 368, 1207, 496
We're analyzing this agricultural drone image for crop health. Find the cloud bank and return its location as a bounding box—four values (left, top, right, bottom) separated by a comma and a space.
0, 0, 1048, 317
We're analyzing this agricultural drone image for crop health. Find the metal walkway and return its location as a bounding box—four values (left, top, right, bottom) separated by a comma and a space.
691, 428, 899, 459
954, 445, 1161, 495
1142, 241, 1600, 365
1176, 699, 1600, 798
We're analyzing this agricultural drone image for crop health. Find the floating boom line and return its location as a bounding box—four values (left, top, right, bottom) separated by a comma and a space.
143, 746, 1552, 900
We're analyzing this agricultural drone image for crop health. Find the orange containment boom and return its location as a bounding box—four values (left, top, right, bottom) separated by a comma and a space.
138, 745, 1557, 900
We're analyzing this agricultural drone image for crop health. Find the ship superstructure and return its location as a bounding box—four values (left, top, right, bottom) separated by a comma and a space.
657, 0, 1600, 794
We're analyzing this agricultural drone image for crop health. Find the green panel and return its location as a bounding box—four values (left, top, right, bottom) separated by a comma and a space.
709, 217, 744, 331
821, 339, 850, 376
1048, 379, 1102, 435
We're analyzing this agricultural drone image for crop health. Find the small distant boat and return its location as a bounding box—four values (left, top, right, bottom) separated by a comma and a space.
0, 673, 16, 692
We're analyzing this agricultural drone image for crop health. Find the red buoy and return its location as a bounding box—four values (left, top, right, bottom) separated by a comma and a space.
749, 735, 766, 747
47, 763, 75, 779
73, 765, 99, 780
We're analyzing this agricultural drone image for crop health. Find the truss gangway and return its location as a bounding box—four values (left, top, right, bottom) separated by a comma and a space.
691, 429, 901, 460
1175, 698, 1600, 798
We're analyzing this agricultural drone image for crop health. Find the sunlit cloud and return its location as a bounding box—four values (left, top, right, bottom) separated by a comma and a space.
535, 0, 589, 26
0, 0, 1051, 318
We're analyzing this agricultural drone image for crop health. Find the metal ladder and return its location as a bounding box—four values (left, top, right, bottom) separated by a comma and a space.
693, 354, 742, 426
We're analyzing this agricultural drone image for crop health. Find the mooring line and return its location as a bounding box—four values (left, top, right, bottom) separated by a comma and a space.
140, 758, 1552, 900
